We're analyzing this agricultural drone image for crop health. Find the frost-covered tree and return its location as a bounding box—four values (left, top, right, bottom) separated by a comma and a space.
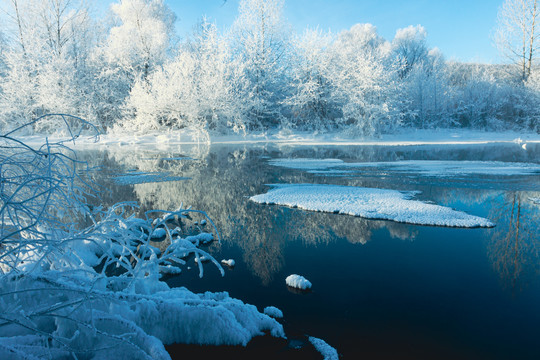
231, 0, 290, 129
0, 0, 98, 132
122, 19, 243, 134
391, 25, 452, 129
328, 24, 399, 136
103, 0, 175, 82
285, 28, 338, 132
392, 25, 429, 79
0, 30, 6, 76
495, 0, 539, 82
92, 0, 176, 129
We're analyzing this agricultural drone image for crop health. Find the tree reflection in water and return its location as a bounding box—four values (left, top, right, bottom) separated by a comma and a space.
80, 143, 539, 288
487, 192, 540, 291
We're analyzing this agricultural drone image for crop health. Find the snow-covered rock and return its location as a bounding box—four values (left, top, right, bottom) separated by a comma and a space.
286, 274, 312, 290
250, 184, 494, 228
263, 306, 283, 319
221, 259, 236, 267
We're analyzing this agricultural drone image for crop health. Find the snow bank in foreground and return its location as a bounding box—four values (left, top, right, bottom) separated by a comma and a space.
0, 275, 285, 359
263, 306, 284, 319
269, 159, 540, 177
250, 184, 494, 228
309, 336, 339, 360
286, 274, 312, 290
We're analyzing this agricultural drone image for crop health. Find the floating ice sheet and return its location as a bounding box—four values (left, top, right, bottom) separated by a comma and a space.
250, 184, 494, 228
269, 159, 540, 177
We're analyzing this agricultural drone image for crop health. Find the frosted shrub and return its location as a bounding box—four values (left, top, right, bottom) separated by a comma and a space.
0, 116, 284, 359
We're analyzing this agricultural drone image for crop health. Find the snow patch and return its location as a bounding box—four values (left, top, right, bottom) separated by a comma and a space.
309, 336, 339, 360
286, 274, 312, 290
251, 184, 494, 228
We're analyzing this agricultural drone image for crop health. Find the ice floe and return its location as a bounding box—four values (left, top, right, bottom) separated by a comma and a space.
250, 184, 494, 228
269, 158, 540, 177
286, 274, 312, 290
309, 336, 339, 360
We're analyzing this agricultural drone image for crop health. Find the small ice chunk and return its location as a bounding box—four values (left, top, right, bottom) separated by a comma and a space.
308, 336, 339, 360
286, 274, 312, 290
263, 306, 283, 319
221, 259, 235, 267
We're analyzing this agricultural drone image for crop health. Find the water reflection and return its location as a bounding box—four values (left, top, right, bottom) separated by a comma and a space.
487, 191, 540, 291
79, 143, 540, 287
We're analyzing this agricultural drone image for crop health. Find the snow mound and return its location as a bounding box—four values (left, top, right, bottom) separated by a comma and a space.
309, 336, 339, 360
269, 159, 540, 177
286, 274, 312, 290
250, 184, 494, 228
221, 259, 236, 267
529, 197, 540, 205
263, 306, 283, 319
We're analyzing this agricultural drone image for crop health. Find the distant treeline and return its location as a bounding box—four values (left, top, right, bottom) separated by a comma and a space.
0, 0, 539, 136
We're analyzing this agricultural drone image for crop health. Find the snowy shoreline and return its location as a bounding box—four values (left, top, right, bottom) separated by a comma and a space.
15, 128, 540, 149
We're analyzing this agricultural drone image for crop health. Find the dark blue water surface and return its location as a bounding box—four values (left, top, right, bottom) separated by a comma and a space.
83, 142, 540, 359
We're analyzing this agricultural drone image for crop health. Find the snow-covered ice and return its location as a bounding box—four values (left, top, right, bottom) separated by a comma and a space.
221, 259, 236, 267
251, 184, 494, 228
269, 159, 540, 177
263, 306, 283, 319
309, 336, 339, 360
285, 274, 312, 290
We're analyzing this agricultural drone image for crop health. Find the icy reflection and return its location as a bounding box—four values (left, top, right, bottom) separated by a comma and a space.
79, 143, 539, 285
487, 191, 540, 291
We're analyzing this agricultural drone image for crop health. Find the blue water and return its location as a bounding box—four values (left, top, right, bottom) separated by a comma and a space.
84, 142, 540, 359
